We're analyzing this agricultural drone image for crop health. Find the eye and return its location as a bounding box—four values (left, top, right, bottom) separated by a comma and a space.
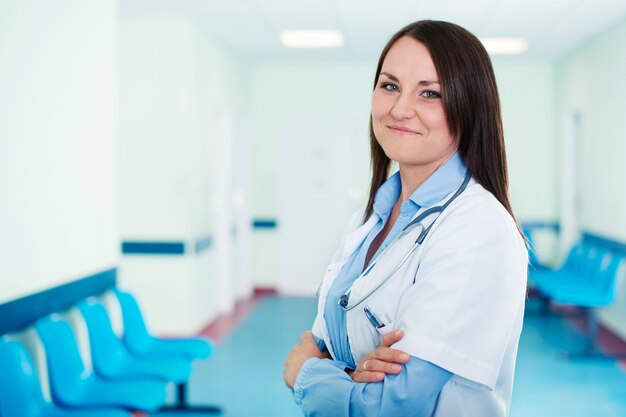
421, 90, 441, 99
380, 82, 399, 92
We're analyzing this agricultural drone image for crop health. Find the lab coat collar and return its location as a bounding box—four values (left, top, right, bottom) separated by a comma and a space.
341, 214, 378, 261
412, 152, 467, 207
373, 152, 467, 217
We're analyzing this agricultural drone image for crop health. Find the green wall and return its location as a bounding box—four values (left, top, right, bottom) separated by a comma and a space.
247, 57, 559, 287
556, 15, 626, 339
557, 16, 626, 240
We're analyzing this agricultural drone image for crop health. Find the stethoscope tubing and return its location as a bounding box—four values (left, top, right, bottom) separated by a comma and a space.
339, 171, 471, 311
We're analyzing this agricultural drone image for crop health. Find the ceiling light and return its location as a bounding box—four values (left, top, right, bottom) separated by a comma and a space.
279, 30, 345, 48
479, 38, 529, 55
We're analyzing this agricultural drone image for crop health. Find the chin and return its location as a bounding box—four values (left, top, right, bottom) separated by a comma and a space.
384, 150, 442, 168
382, 147, 420, 164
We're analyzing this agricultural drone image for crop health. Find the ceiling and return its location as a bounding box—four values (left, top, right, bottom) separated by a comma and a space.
120, 0, 626, 61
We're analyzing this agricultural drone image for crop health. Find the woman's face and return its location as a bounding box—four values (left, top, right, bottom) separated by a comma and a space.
371, 36, 457, 169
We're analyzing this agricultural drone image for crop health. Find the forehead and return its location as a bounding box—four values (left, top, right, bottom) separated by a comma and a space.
381, 36, 438, 81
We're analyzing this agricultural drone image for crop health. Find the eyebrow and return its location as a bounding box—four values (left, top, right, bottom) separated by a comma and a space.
379, 71, 440, 86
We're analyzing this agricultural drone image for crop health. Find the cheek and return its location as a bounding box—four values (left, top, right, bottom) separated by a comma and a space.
370, 112, 384, 141
423, 107, 451, 134
430, 106, 448, 130
371, 95, 384, 140
371, 92, 389, 122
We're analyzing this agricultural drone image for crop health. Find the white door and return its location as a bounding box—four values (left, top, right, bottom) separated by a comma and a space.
560, 111, 581, 258
212, 108, 235, 313
233, 116, 253, 299
277, 115, 359, 295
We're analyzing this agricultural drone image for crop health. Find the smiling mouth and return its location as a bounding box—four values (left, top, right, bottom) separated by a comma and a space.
387, 125, 419, 135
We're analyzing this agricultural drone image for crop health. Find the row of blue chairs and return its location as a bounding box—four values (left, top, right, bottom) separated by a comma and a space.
528, 240, 626, 358
532, 243, 624, 308
0, 289, 219, 416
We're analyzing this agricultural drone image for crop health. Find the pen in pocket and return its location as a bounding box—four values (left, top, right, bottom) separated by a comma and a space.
364, 306, 385, 329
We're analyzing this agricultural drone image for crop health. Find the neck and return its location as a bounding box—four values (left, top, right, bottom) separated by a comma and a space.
398, 151, 456, 202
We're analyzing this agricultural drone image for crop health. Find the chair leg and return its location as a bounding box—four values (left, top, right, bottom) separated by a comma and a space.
159, 383, 222, 414
561, 309, 626, 360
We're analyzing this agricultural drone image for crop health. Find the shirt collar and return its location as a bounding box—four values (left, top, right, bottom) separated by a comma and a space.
373, 152, 468, 218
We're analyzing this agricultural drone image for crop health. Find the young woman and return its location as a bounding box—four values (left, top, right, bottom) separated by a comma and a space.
283, 20, 527, 417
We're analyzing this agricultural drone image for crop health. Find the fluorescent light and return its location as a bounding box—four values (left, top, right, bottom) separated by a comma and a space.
479, 37, 529, 55
279, 30, 345, 48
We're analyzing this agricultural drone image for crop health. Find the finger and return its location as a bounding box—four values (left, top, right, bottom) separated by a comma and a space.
381, 330, 404, 348
359, 352, 376, 363
360, 359, 403, 374
300, 331, 313, 342
371, 347, 410, 364
352, 371, 385, 383
290, 343, 302, 354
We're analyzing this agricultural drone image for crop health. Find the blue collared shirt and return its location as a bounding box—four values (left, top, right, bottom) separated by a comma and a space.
300, 152, 467, 417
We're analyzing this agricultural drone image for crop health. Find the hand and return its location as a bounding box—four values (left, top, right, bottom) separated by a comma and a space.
349, 330, 409, 383
283, 331, 330, 388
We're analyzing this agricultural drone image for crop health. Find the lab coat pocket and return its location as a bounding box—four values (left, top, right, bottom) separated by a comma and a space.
375, 321, 395, 336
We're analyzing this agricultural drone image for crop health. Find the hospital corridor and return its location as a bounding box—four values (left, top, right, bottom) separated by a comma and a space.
2, 1, 626, 416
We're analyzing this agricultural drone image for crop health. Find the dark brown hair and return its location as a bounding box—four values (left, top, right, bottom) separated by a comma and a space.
365, 20, 518, 228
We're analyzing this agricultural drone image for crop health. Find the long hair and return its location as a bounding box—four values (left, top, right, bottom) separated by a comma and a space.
364, 20, 518, 230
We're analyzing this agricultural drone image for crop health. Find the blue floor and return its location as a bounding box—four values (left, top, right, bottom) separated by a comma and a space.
511, 303, 626, 417
162, 296, 626, 417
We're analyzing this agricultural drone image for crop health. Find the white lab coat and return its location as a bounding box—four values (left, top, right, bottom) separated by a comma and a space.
312, 178, 528, 417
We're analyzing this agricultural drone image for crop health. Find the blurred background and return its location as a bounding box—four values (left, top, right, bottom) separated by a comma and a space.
1, 0, 626, 415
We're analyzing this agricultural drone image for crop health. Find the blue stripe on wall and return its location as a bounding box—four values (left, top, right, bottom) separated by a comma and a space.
195, 236, 213, 253
0, 268, 116, 335
121, 235, 214, 255
253, 219, 278, 229
122, 241, 185, 255
521, 221, 560, 232
582, 232, 626, 254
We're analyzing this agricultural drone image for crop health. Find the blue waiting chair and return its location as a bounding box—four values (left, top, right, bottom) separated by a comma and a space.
111, 289, 221, 414
77, 300, 191, 382
527, 242, 591, 315
530, 243, 590, 292
539, 246, 608, 294
551, 253, 624, 308
113, 289, 212, 360
550, 253, 626, 359
0, 339, 129, 417
35, 317, 167, 412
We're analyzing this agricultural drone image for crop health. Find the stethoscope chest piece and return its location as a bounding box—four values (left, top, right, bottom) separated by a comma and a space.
339, 294, 349, 308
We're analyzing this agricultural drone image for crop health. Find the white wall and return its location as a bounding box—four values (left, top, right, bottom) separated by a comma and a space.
556, 15, 626, 339
493, 59, 560, 264
248, 61, 374, 291
493, 59, 558, 222
117, 17, 251, 334
118, 18, 207, 240
0, 0, 118, 303
557, 17, 626, 240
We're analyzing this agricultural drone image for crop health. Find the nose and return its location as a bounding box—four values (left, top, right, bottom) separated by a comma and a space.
390, 93, 415, 120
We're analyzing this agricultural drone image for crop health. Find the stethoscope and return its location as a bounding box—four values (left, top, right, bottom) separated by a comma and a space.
338, 170, 472, 311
